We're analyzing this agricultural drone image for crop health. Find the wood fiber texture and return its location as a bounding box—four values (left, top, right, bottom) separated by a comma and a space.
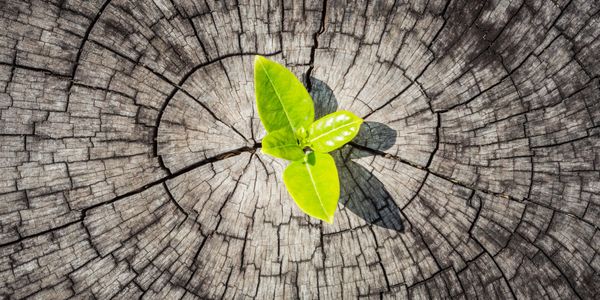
1, 0, 599, 299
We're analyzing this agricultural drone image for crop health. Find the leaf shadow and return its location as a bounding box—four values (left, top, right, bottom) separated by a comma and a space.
310, 78, 338, 119
310, 77, 404, 232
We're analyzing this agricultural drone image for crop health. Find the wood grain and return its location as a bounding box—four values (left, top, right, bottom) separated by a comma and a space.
1, 0, 599, 298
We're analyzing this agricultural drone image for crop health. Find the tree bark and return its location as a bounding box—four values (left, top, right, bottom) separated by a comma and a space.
1, 0, 599, 299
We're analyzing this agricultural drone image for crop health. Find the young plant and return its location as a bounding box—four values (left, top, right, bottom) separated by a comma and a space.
254, 55, 363, 223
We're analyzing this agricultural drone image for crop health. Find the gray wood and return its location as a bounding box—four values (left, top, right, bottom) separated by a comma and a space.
1, 0, 599, 299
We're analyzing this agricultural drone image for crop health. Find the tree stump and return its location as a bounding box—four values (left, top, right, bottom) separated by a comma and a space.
1, 0, 599, 299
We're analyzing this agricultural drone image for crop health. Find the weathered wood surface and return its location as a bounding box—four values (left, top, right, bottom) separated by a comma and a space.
0, 0, 599, 298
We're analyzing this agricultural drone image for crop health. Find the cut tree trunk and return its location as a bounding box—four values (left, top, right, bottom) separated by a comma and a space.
1, 0, 599, 299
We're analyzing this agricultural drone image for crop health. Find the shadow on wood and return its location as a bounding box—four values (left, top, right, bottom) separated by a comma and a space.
310, 77, 404, 232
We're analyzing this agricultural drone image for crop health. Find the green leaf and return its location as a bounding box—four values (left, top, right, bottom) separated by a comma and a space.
307, 110, 363, 153
262, 129, 305, 161
283, 152, 339, 223
254, 56, 314, 135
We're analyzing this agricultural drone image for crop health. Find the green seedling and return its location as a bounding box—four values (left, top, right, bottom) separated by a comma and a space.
254, 55, 363, 223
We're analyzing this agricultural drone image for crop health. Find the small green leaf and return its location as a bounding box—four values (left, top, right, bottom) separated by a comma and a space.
262, 129, 305, 161
254, 56, 314, 136
283, 152, 339, 223
308, 110, 363, 153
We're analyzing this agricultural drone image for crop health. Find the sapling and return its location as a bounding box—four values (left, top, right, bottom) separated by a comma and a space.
254, 56, 363, 223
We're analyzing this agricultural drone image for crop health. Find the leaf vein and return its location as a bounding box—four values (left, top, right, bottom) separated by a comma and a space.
258, 60, 295, 133
304, 160, 328, 218
310, 120, 361, 143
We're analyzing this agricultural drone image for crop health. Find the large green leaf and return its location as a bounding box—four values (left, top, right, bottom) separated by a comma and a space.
262, 129, 305, 161
283, 152, 339, 223
308, 110, 363, 153
254, 56, 314, 135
